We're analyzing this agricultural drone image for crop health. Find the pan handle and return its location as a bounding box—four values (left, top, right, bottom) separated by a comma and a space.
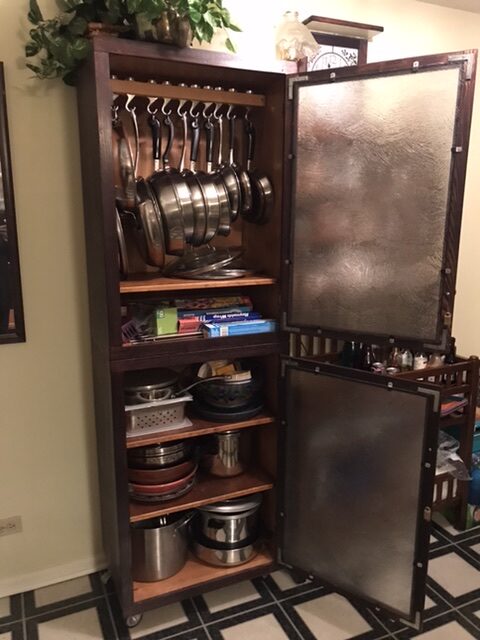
162, 114, 174, 171
148, 114, 161, 173
190, 116, 201, 171
205, 118, 214, 173
245, 118, 255, 172
179, 112, 188, 173
228, 115, 236, 166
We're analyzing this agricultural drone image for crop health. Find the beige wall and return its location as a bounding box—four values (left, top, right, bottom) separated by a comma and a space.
0, 0, 479, 597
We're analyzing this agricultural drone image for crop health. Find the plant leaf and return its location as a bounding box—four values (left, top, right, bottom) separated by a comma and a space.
28, 0, 44, 24
228, 22, 241, 32
25, 41, 41, 57
67, 15, 88, 34
225, 36, 235, 52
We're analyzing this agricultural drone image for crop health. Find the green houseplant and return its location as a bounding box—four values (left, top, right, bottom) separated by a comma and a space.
25, 0, 240, 85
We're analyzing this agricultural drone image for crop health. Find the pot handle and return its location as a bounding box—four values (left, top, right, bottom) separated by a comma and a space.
174, 510, 195, 530
148, 113, 161, 173
173, 376, 225, 398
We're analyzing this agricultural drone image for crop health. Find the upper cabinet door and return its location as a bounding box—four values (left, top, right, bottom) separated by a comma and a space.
279, 358, 440, 625
285, 51, 476, 347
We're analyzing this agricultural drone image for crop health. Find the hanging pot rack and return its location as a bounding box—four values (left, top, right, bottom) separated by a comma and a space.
110, 77, 266, 108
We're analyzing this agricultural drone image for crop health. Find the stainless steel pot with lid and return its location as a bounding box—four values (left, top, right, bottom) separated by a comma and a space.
195, 494, 262, 546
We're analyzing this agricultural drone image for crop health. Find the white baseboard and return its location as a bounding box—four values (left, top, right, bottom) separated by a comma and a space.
0, 554, 108, 599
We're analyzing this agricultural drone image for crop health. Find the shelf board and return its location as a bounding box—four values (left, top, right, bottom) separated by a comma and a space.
129, 467, 274, 522
120, 274, 276, 294
111, 79, 266, 109
126, 412, 276, 448
111, 332, 281, 370
440, 414, 468, 429
133, 549, 274, 604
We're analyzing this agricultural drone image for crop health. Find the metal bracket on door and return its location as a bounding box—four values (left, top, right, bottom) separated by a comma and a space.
400, 611, 422, 631
417, 388, 440, 413
448, 53, 474, 80
423, 329, 449, 352
288, 75, 309, 100
281, 311, 300, 333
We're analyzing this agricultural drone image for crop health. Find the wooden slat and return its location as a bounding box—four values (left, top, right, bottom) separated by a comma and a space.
110, 79, 265, 108
120, 275, 276, 293
129, 467, 274, 522
126, 412, 275, 448
133, 549, 274, 603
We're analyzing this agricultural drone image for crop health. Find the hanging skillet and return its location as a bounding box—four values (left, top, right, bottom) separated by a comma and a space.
211, 100, 233, 237
148, 104, 187, 255
243, 118, 274, 225
219, 104, 242, 222
182, 104, 207, 247
182, 100, 221, 245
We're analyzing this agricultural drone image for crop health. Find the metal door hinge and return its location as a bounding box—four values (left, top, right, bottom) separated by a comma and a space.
448, 53, 474, 80
288, 75, 309, 100
443, 312, 452, 329
424, 506, 432, 522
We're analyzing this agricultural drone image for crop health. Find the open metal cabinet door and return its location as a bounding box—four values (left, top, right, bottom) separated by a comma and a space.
278, 358, 440, 627
284, 51, 477, 349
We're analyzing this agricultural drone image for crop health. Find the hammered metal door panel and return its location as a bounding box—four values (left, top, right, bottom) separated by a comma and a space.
281, 363, 437, 620
288, 67, 461, 343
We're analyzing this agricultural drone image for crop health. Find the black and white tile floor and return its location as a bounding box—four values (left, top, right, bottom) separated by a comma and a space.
3, 515, 480, 640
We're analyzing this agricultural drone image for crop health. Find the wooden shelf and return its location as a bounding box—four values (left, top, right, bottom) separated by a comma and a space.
440, 414, 468, 429
111, 79, 266, 108
129, 467, 274, 522
120, 274, 276, 294
126, 412, 275, 449
133, 548, 274, 604
111, 332, 281, 370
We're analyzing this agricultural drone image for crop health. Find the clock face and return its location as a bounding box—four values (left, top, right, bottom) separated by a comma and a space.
309, 45, 359, 71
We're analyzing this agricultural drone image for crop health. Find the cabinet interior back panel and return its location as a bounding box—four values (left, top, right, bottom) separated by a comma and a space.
288, 67, 460, 342
282, 367, 429, 618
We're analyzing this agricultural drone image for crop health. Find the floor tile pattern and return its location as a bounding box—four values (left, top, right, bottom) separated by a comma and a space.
3, 518, 480, 639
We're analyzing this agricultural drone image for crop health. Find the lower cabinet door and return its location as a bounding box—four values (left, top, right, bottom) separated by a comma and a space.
279, 358, 441, 627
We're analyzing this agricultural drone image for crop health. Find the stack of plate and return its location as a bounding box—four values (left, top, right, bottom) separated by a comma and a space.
128, 441, 197, 503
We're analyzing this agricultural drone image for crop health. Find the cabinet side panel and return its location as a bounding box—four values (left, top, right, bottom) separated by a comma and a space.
76, 52, 129, 604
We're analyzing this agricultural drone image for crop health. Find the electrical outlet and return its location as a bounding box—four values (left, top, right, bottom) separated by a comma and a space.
0, 516, 22, 537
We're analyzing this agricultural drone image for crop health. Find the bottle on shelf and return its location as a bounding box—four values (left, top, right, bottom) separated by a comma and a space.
443, 337, 457, 384
399, 348, 413, 372
352, 342, 364, 369
341, 341, 355, 367
361, 344, 376, 371
413, 352, 428, 370
388, 347, 401, 368
428, 352, 445, 368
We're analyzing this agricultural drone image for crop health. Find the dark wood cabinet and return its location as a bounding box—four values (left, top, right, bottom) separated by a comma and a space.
76, 37, 478, 629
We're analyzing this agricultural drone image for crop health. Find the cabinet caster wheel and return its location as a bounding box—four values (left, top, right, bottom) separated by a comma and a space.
125, 614, 143, 628
290, 569, 307, 585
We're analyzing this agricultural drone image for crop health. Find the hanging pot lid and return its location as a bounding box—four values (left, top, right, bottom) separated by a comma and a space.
199, 494, 262, 514
125, 368, 179, 393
